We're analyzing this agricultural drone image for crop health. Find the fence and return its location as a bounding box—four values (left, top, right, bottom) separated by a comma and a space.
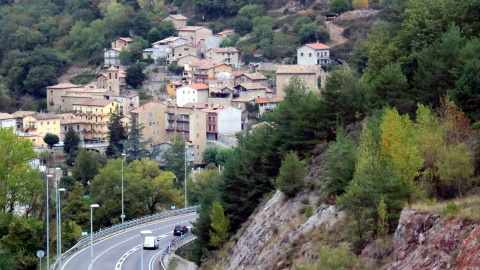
159, 232, 198, 270
51, 206, 198, 270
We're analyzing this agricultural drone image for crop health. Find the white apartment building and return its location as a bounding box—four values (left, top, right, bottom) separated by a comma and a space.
176, 84, 209, 107
297, 43, 331, 65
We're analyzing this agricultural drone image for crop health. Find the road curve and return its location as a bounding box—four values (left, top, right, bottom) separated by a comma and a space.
61, 213, 197, 270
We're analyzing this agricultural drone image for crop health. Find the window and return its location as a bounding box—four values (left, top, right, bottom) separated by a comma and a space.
53, 121, 56, 124
197, 133, 199, 138
77, 125, 79, 131
149, 113, 153, 120
301, 53, 303, 56
149, 122, 152, 126
197, 145, 199, 149
309, 53, 312, 57
65, 126, 67, 132
47, 122, 50, 125
209, 125, 211, 131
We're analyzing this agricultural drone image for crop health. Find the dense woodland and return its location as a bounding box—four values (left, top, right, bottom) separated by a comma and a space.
2, 0, 480, 269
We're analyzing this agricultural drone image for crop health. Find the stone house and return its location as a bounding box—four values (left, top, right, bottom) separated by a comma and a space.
255, 96, 284, 116
193, 62, 232, 84
206, 47, 239, 66
275, 65, 326, 97
104, 48, 121, 67
236, 83, 269, 99
198, 36, 222, 58
167, 43, 198, 65
0, 113, 16, 129
216, 29, 235, 39
176, 54, 201, 67
297, 43, 331, 65
237, 72, 268, 87
178, 26, 213, 45
111, 37, 132, 49
163, 14, 189, 30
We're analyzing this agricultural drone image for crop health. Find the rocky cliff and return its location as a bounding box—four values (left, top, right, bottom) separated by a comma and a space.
204, 192, 480, 270
390, 209, 480, 270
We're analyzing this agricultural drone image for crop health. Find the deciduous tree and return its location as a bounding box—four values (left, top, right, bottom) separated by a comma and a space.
209, 202, 230, 248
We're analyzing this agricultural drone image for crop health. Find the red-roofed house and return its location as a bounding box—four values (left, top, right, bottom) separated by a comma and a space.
255, 96, 284, 116
176, 84, 210, 107
216, 29, 235, 39
297, 43, 331, 65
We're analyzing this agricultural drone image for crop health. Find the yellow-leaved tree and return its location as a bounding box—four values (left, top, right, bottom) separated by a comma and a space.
381, 108, 423, 199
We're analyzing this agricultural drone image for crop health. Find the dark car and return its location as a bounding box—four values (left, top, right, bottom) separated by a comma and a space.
173, 225, 189, 236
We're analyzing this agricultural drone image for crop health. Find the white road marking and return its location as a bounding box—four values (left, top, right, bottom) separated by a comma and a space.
115, 233, 170, 270
61, 213, 196, 270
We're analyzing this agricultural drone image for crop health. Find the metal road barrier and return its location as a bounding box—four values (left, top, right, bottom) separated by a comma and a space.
159, 232, 197, 270
51, 206, 198, 270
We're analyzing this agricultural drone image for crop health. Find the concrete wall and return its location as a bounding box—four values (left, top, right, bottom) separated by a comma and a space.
218, 106, 241, 134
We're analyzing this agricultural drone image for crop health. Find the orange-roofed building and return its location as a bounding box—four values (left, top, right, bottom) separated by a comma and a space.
255, 96, 284, 116
167, 81, 183, 96
297, 43, 331, 66
72, 99, 120, 141
176, 84, 210, 107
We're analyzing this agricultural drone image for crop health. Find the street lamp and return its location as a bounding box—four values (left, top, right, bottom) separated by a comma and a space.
57, 188, 65, 270
46, 174, 53, 270
55, 167, 61, 268
140, 230, 152, 270
185, 146, 187, 209
121, 152, 126, 225
90, 204, 99, 270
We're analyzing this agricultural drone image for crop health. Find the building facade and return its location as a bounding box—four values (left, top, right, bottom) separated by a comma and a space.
21, 113, 61, 147
275, 65, 326, 97
176, 84, 209, 107
206, 47, 239, 66
73, 99, 120, 141
297, 43, 331, 65
152, 37, 188, 60
178, 26, 213, 45
130, 102, 168, 150
163, 14, 189, 30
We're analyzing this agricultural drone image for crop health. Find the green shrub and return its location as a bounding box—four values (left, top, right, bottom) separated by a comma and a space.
442, 202, 461, 216
305, 205, 313, 217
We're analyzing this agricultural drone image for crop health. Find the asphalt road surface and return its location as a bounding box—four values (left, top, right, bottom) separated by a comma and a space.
61, 212, 197, 270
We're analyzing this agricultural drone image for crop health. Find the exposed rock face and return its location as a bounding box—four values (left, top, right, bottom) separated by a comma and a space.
217, 190, 346, 270
389, 209, 478, 270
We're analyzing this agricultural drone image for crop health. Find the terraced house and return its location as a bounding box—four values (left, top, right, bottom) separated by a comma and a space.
21, 113, 61, 147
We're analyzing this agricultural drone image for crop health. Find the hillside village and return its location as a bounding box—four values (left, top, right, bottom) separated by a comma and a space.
0, 13, 331, 166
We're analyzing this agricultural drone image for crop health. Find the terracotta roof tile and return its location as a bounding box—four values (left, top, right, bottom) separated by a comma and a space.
11, 111, 35, 118
239, 83, 267, 90
31, 113, 60, 120
186, 84, 209, 90
0, 113, 14, 120
243, 72, 267, 80
276, 65, 321, 74
228, 71, 244, 77
130, 102, 159, 114
304, 43, 330, 50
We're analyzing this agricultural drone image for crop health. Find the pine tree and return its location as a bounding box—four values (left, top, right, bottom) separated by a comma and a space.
162, 135, 188, 188
275, 151, 307, 197
122, 115, 152, 163
64, 125, 79, 155
106, 107, 126, 158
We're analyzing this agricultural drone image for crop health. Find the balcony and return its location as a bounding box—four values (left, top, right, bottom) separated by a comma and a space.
166, 125, 175, 130
177, 126, 189, 132
177, 116, 189, 122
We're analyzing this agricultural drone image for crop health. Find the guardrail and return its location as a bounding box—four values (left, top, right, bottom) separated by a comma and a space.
51, 206, 198, 270
159, 232, 197, 270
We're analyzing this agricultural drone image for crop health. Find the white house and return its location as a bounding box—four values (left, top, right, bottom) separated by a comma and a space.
176, 84, 209, 107
202, 105, 242, 140
104, 48, 121, 67
152, 37, 188, 60
297, 43, 331, 65
0, 113, 16, 129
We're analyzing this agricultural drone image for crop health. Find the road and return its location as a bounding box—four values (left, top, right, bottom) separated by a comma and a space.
61, 212, 197, 270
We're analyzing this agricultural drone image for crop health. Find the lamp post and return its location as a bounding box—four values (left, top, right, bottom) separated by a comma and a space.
121, 152, 126, 225
90, 204, 99, 270
46, 174, 53, 270
57, 188, 65, 270
184, 146, 187, 209
55, 167, 61, 268
140, 230, 152, 270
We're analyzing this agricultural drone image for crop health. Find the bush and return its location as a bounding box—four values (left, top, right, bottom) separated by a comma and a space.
442, 202, 461, 216
69, 73, 96, 85
301, 196, 310, 205
305, 205, 313, 217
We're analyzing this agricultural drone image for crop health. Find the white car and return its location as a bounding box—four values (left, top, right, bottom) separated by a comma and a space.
143, 236, 159, 250
53, 141, 64, 147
